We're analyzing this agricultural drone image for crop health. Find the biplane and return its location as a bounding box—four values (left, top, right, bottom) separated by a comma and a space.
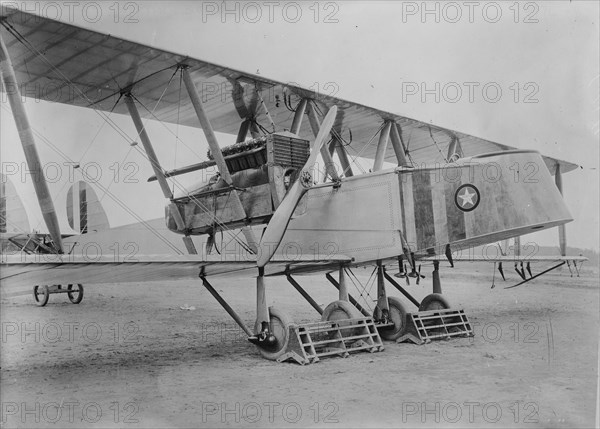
0, 8, 587, 361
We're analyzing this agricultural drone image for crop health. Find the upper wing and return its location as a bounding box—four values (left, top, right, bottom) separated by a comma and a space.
0, 8, 577, 175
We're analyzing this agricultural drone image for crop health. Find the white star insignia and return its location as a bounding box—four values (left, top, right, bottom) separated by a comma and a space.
458, 188, 476, 207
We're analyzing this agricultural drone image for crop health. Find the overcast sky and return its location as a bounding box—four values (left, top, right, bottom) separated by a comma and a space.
1, 1, 598, 250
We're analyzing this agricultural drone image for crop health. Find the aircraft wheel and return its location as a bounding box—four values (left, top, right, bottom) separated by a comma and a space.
321, 300, 361, 336
33, 285, 49, 307
67, 284, 84, 304
419, 293, 450, 311
321, 299, 361, 321
375, 296, 408, 341
254, 306, 291, 361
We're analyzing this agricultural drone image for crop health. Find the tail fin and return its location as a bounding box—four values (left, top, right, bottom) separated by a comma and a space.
0, 174, 31, 233
66, 181, 109, 234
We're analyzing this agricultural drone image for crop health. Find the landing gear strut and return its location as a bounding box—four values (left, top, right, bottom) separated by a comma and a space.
371, 262, 408, 340
200, 271, 292, 361
251, 306, 291, 360
250, 269, 291, 360
419, 261, 451, 311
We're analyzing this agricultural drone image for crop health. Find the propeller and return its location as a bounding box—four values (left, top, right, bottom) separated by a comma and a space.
394, 255, 410, 285
416, 264, 424, 285
514, 262, 526, 281
408, 262, 425, 285
406, 252, 425, 284
256, 105, 338, 268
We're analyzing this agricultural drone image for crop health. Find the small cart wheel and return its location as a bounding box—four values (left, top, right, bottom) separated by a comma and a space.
33, 285, 49, 307
67, 284, 84, 304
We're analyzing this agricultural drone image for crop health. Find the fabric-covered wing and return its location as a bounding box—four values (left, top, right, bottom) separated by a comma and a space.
420, 255, 587, 263
0, 8, 577, 174
0, 254, 352, 296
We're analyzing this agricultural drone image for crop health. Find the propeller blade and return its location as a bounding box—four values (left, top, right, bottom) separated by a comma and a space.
445, 243, 454, 268
514, 263, 526, 281
257, 106, 338, 268
498, 262, 506, 281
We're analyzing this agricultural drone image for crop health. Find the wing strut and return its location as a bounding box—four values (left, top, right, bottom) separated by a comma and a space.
0, 34, 63, 253
555, 163, 567, 256
331, 125, 354, 177
124, 94, 197, 255
289, 98, 308, 135
447, 135, 463, 162
181, 66, 258, 253
125, 95, 173, 200
373, 121, 392, 171
390, 123, 410, 167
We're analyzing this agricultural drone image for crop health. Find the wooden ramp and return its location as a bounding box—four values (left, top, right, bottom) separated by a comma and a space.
398, 309, 473, 345
277, 317, 384, 365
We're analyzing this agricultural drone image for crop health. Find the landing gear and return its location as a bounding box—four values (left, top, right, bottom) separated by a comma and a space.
321, 299, 361, 322
249, 271, 294, 360
370, 263, 410, 340
321, 268, 363, 336
200, 272, 294, 361
375, 296, 407, 341
253, 306, 291, 360
419, 261, 451, 310
419, 293, 450, 311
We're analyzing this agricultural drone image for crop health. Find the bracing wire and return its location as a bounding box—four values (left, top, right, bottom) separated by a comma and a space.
2, 22, 252, 254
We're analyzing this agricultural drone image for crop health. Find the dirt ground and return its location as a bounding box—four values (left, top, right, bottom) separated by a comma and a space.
1, 262, 598, 428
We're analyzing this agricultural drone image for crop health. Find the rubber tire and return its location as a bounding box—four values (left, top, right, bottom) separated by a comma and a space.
375, 296, 408, 341
67, 284, 84, 304
321, 300, 362, 337
254, 306, 292, 361
321, 299, 361, 321
33, 285, 49, 307
419, 293, 451, 311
